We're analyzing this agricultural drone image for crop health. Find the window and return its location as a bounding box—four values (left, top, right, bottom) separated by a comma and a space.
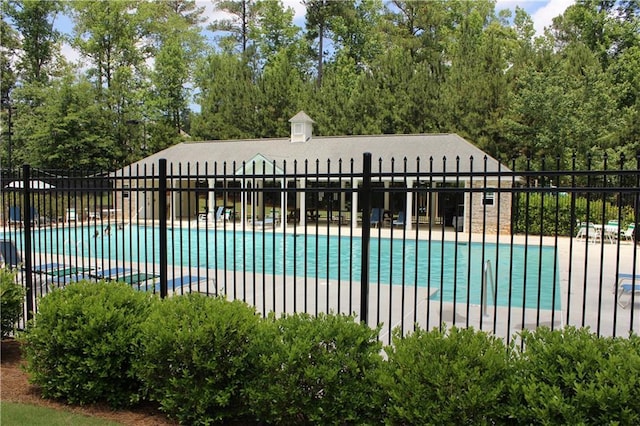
482, 190, 495, 206
293, 123, 304, 135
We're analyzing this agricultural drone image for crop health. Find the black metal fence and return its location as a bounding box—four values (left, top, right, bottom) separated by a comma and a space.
1, 153, 639, 344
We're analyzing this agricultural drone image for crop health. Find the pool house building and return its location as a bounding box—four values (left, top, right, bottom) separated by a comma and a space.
115, 112, 512, 234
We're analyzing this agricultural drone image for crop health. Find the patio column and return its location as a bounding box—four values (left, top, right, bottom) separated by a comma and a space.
207, 178, 216, 222
406, 179, 414, 231
430, 191, 437, 224
300, 180, 307, 226
168, 179, 175, 221
340, 180, 350, 225
280, 178, 286, 232
241, 180, 248, 224
351, 182, 359, 228
256, 181, 263, 220
383, 181, 390, 210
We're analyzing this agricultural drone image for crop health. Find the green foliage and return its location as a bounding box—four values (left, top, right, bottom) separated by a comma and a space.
509, 327, 640, 424
513, 192, 575, 236
191, 53, 260, 140
21, 281, 154, 408
134, 294, 263, 424
0, 268, 25, 339
380, 325, 510, 425
16, 286, 640, 424
513, 193, 633, 236
247, 312, 384, 425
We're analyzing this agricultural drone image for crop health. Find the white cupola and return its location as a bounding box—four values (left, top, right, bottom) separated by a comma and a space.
289, 111, 315, 143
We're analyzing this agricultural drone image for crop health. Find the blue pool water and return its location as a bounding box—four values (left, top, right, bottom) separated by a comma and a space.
10, 225, 561, 310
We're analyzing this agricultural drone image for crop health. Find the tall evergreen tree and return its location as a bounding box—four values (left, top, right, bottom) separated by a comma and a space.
69, 0, 152, 165
192, 53, 259, 140
5, 0, 62, 84
209, 0, 258, 54
304, 0, 355, 86
148, 0, 205, 144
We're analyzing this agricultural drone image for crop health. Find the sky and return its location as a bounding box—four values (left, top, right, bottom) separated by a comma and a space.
200, 0, 576, 36
257, 0, 576, 36
494, 0, 575, 34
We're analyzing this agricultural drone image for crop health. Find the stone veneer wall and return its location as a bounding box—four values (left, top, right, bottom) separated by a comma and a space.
466, 181, 512, 234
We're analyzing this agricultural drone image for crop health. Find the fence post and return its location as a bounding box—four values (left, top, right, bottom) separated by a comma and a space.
360, 152, 372, 324
22, 164, 34, 320
158, 159, 168, 298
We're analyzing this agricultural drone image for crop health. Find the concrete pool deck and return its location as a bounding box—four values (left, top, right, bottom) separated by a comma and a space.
166, 224, 640, 340
178, 223, 640, 341
30, 221, 639, 342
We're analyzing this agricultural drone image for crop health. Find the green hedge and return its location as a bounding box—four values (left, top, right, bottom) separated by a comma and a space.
513, 194, 635, 236
0, 268, 24, 339
509, 327, 640, 424
20, 283, 640, 424
22, 281, 154, 408
381, 326, 511, 424
134, 294, 263, 424
246, 312, 384, 424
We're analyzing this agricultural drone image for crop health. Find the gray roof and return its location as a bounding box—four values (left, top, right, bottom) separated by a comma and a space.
288, 111, 315, 123
116, 133, 510, 177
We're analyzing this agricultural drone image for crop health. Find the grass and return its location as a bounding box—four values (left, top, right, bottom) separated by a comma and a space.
0, 401, 122, 426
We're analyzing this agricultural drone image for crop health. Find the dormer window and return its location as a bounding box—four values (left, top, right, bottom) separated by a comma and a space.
293, 123, 304, 136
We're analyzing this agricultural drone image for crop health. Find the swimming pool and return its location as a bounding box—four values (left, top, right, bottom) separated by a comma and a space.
12, 225, 561, 310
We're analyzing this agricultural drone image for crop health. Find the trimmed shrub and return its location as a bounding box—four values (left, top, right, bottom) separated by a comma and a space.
0, 268, 25, 339
134, 294, 263, 424
21, 281, 154, 408
509, 326, 640, 424
247, 312, 384, 425
380, 325, 510, 425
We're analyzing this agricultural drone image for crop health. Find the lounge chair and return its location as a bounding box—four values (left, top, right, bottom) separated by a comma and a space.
576, 222, 599, 243
120, 272, 158, 285
0, 240, 21, 269
66, 208, 77, 222
370, 208, 384, 228
254, 217, 275, 228
616, 273, 640, 308
91, 267, 132, 280
8, 206, 22, 227
44, 271, 95, 289
199, 206, 225, 223
130, 275, 210, 294
0, 242, 87, 293
621, 224, 635, 241
29, 207, 40, 226
169, 275, 211, 293
254, 210, 280, 228
306, 209, 320, 222
91, 267, 159, 291
287, 209, 300, 224
35, 263, 95, 291
392, 211, 406, 227
36, 264, 90, 277
214, 206, 225, 222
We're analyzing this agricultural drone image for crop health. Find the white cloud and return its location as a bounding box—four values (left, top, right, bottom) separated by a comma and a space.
282, 0, 306, 23
60, 41, 81, 68
529, 0, 575, 35
495, 0, 575, 36
199, 0, 306, 27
